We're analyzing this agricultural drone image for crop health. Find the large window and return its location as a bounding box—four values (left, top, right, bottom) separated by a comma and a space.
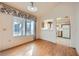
13, 17, 23, 36
13, 17, 35, 37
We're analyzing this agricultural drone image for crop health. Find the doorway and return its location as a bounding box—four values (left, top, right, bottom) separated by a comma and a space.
56, 16, 71, 47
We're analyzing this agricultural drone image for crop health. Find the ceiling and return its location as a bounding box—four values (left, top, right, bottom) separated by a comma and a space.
4, 2, 59, 18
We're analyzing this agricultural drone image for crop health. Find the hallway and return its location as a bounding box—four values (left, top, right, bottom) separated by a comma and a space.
0, 39, 78, 56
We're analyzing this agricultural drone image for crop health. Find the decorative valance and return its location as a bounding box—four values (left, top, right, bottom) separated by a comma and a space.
0, 2, 36, 20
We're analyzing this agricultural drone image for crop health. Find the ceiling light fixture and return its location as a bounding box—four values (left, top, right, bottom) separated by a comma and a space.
27, 2, 38, 12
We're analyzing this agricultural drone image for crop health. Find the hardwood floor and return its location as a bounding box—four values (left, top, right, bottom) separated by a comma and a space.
0, 39, 78, 56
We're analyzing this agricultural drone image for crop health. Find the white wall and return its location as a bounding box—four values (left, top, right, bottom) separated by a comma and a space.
41, 19, 56, 43
75, 3, 79, 54
0, 13, 34, 51
40, 3, 76, 47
